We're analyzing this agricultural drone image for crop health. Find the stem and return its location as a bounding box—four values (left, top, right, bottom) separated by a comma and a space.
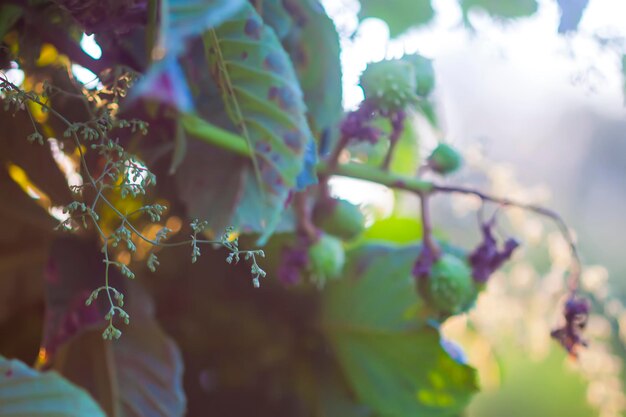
318, 161, 434, 194
419, 192, 440, 257
202, 30, 264, 190
433, 184, 581, 291
381, 110, 405, 171
381, 136, 399, 171
293, 192, 318, 242
145, 0, 159, 62
325, 134, 350, 171
181, 113, 252, 157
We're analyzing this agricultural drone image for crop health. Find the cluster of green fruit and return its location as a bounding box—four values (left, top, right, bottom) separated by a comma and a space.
360, 56, 463, 175
272, 56, 513, 322
417, 251, 481, 319
300, 193, 491, 321
359, 55, 435, 113
306, 198, 366, 286
263, 196, 368, 288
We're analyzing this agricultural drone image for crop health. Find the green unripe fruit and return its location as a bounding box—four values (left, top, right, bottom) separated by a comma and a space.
425, 254, 476, 316
307, 233, 345, 286
360, 59, 418, 112
402, 54, 435, 97
313, 198, 365, 241
427, 143, 462, 175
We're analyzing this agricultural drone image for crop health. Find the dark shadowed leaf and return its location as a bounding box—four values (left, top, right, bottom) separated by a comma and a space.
315, 369, 374, 417
0, 3, 22, 40
0, 165, 55, 235
0, 355, 106, 417
53, 284, 186, 417
0, 166, 51, 324
175, 139, 247, 232
322, 244, 478, 417
0, 109, 73, 207
358, 0, 434, 37
42, 237, 122, 357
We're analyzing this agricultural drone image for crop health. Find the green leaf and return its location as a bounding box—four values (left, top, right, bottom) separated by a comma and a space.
417, 99, 439, 127
53, 284, 186, 417
282, 0, 343, 154
322, 244, 478, 417
133, 0, 248, 110
257, 0, 294, 40
0, 356, 106, 417
460, 0, 538, 21
364, 216, 423, 244
403, 54, 435, 98
168, 118, 187, 174
315, 369, 375, 417
204, 2, 315, 194
358, 0, 434, 37
160, 0, 246, 56
176, 3, 317, 236
350, 114, 420, 175
389, 114, 421, 175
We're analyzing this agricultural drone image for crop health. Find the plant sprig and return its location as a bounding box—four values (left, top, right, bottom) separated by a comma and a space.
0, 72, 267, 340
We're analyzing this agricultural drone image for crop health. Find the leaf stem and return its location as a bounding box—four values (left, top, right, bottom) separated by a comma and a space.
181, 113, 252, 157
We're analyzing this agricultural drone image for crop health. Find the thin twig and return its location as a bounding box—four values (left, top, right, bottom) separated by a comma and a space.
433, 184, 581, 291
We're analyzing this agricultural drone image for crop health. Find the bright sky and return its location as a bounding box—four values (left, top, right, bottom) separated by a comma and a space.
323, 0, 626, 112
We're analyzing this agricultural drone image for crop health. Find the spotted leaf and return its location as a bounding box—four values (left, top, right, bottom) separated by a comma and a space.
203, 2, 316, 195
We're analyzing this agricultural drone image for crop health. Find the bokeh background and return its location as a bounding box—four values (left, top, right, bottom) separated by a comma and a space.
322, 1, 626, 416
2, 1, 626, 416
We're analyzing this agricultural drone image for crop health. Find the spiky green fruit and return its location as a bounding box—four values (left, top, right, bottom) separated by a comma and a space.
427, 143, 462, 175
313, 198, 365, 241
402, 54, 435, 97
307, 233, 345, 286
424, 254, 476, 316
360, 59, 418, 112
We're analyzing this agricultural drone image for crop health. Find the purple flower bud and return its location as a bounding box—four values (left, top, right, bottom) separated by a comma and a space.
277, 240, 309, 286
339, 100, 382, 144
551, 295, 590, 357
469, 223, 520, 283
564, 296, 590, 321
